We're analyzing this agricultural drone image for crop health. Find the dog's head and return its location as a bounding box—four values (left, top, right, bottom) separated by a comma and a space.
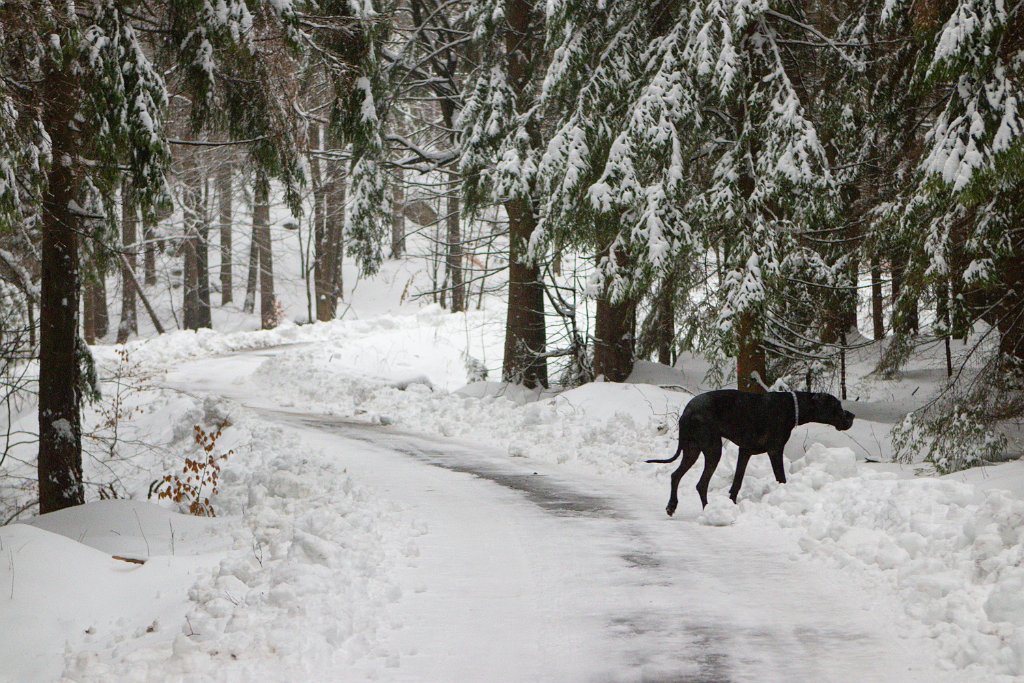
813, 393, 855, 431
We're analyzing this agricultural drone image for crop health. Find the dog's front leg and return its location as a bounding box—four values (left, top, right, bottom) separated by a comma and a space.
768, 448, 787, 484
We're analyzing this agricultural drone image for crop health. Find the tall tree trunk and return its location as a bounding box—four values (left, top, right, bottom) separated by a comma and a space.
325, 167, 345, 306
243, 219, 259, 314
309, 123, 330, 321
391, 168, 406, 258
93, 272, 108, 339
196, 175, 212, 328
503, 199, 548, 388
501, 0, 547, 388
871, 256, 884, 340
447, 176, 465, 313
38, 66, 85, 513
181, 154, 210, 330
655, 281, 675, 365
736, 308, 767, 393
254, 181, 276, 329
592, 244, 636, 382
143, 218, 157, 286
82, 279, 96, 345
995, 236, 1024, 362
217, 158, 233, 305
117, 180, 138, 343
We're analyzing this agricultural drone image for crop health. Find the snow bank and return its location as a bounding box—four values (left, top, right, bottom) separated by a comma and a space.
60, 405, 417, 681
250, 341, 1024, 679
727, 444, 1024, 679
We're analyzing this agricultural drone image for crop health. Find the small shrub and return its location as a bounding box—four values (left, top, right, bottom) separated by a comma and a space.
152, 422, 233, 517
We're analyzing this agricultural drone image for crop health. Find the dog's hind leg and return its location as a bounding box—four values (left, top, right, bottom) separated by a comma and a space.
729, 448, 754, 503
665, 445, 700, 516
695, 438, 722, 508
768, 448, 787, 484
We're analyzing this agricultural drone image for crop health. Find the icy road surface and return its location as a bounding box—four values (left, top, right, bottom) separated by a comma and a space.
165, 353, 953, 683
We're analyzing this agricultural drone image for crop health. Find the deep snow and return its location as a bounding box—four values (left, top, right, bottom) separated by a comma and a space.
3, 205, 1024, 680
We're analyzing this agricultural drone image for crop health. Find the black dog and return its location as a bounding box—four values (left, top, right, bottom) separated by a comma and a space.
647, 390, 855, 515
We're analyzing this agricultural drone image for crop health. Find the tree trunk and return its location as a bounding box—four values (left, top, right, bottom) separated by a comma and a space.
243, 218, 258, 314
391, 168, 406, 258
503, 199, 547, 387
217, 158, 233, 305
736, 308, 767, 393
117, 180, 138, 343
93, 272, 108, 339
196, 176, 212, 328
995, 236, 1024, 362
871, 256, 884, 340
593, 245, 636, 382
447, 176, 465, 313
83, 279, 97, 345
655, 281, 675, 365
38, 65, 85, 513
143, 218, 157, 286
254, 181, 276, 329
181, 155, 210, 330
501, 0, 547, 388
325, 167, 345, 305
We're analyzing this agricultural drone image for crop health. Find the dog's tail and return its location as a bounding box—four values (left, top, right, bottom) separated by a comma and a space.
646, 445, 682, 464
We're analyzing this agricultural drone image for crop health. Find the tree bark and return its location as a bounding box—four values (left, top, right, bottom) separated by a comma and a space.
501, 0, 547, 388
736, 308, 767, 393
254, 181, 276, 329
181, 154, 210, 330
217, 158, 233, 305
391, 167, 406, 258
655, 280, 675, 365
325, 166, 345, 306
890, 248, 918, 335
871, 256, 884, 340
83, 279, 96, 345
38, 65, 85, 513
117, 180, 138, 343
503, 198, 548, 388
143, 218, 157, 286
592, 245, 636, 382
446, 176, 465, 313
243, 217, 258, 314
93, 274, 108, 339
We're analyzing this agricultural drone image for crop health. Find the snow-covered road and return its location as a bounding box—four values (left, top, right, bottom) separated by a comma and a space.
241, 406, 951, 682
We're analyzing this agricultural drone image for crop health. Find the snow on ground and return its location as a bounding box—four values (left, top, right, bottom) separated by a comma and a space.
4, 220, 1024, 679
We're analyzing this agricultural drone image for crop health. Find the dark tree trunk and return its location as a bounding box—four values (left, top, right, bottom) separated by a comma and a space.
181, 155, 210, 330
325, 167, 345, 305
117, 180, 138, 343
593, 245, 636, 382
736, 308, 767, 393
254, 182, 276, 329
217, 158, 233, 305
871, 256, 884, 340
243, 218, 258, 314
501, 0, 547, 388
995, 236, 1024, 362
143, 218, 157, 286
38, 66, 85, 513
447, 177, 465, 313
503, 199, 547, 388
391, 168, 406, 258
196, 176, 212, 327
83, 279, 96, 345
93, 272, 108, 339
655, 281, 675, 365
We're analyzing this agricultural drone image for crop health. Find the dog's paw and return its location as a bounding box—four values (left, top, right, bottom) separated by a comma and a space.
665, 505, 676, 517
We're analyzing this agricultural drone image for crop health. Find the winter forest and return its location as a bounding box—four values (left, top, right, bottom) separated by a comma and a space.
2, 0, 1024, 681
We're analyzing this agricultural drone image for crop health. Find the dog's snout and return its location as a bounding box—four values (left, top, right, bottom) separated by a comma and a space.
841, 410, 855, 430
